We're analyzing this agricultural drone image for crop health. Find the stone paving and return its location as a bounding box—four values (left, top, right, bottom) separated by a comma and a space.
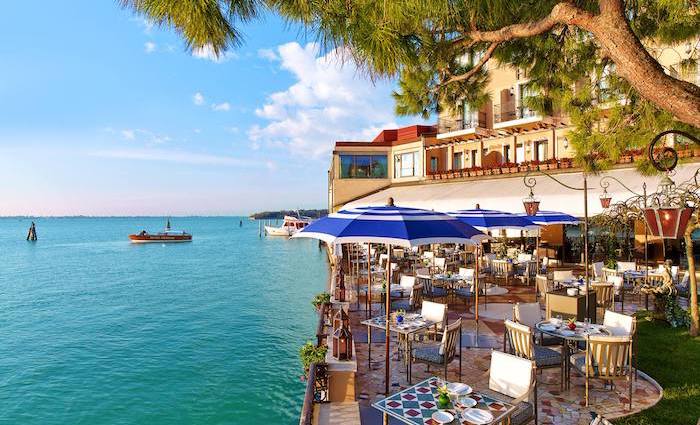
349, 282, 663, 425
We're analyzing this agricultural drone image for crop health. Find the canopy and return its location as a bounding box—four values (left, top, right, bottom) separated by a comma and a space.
293, 205, 489, 247
342, 164, 700, 217
449, 208, 539, 231
516, 210, 579, 225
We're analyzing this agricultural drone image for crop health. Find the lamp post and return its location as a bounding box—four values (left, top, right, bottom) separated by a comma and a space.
600, 177, 649, 308
524, 170, 592, 320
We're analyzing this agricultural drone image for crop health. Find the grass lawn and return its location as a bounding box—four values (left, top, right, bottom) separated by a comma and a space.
615, 312, 700, 425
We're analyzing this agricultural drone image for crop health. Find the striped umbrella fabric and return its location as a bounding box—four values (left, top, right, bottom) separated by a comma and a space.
293, 205, 490, 247
516, 210, 579, 225
448, 208, 539, 231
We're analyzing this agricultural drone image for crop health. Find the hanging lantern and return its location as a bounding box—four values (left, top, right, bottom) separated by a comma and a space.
522, 191, 540, 216
333, 308, 350, 331
599, 188, 612, 209
332, 320, 353, 360
643, 207, 694, 239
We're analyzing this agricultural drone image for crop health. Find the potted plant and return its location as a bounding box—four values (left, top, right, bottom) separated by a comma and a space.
299, 342, 328, 377
604, 258, 617, 270
311, 292, 331, 310
436, 385, 451, 409
395, 309, 406, 324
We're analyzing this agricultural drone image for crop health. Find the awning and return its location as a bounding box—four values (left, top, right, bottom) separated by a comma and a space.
343, 164, 700, 218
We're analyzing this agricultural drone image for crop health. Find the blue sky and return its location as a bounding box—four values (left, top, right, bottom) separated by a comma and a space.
0, 2, 423, 216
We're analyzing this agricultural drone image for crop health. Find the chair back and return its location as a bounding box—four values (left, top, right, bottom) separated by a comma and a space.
603, 310, 635, 337
517, 253, 532, 262
434, 257, 447, 272
415, 267, 431, 278
421, 300, 447, 328
379, 253, 389, 268
606, 275, 624, 295
513, 303, 542, 328
393, 248, 405, 259
504, 319, 534, 359
458, 267, 474, 280
584, 335, 633, 379
592, 283, 614, 309
492, 259, 512, 277
399, 275, 416, 290
489, 350, 535, 399
408, 284, 423, 310
439, 318, 462, 357
536, 274, 552, 295
617, 261, 637, 273
592, 262, 604, 280
422, 251, 435, 263
553, 270, 574, 282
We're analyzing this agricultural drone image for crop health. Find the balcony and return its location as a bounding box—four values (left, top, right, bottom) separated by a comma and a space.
436, 112, 488, 140
492, 105, 545, 132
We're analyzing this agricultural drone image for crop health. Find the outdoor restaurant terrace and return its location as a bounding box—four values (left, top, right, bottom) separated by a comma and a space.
296, 134, 700, 425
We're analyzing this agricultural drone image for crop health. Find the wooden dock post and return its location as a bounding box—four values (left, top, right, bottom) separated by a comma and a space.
26, 221, 37, 241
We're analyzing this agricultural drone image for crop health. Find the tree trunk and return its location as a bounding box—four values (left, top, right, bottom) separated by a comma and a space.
684, 224, 699, 337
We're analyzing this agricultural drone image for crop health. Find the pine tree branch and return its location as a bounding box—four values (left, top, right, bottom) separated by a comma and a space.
440, 42, 500, 86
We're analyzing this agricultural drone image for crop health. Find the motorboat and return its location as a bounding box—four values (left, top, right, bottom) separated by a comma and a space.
129, 218, 192, 243
264, 215, 311, 236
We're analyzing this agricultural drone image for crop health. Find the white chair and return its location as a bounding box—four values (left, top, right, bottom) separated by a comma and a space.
607, 275, 624, 308
434, 257, 447, 273
379, 253, 389, 268
421, 300, 447, 334
553, 270, 574, 283
603, 310, 635, 336
481, 350, 537, 425
517, 253, 532, 262
458, 267, 475, 282
391, 275, 415, 298
393, 248, 405, 259
513, 302, 559, 346
592, 261, 604, 281
617, 261, 637, 273
422, 251, 435, 262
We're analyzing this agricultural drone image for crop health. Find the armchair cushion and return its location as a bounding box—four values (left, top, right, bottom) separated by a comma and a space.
478, 388, 534, 425
533, 345, 562, 367
454, 287, 473, 298
413, 345, 444, 364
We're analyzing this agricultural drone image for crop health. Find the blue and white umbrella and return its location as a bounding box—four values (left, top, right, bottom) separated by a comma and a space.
448, 207, 539, 231
294, 205, 490, 247
293, 204, 488, 392
516, 210, 579, 225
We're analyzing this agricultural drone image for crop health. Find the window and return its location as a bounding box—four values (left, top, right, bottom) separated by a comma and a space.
430, 156, 438, 173
515, 143, 524, 163
394, 151, 419, 178
470, 150, 478, 167
503, 145, 511, 163
462, 100, 476, 129
518, 83, 536, 118
452, 152, 463, 170
339, 154, 388, 179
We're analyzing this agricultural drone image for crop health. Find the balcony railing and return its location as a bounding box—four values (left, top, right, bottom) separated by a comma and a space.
493, 105, 538, 123
437, 112, 487, 133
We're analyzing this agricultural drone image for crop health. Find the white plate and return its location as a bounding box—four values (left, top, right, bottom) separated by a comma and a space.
446, 382, 472, 396
462, 408, 494, 424
560, 330, 575, 337
431, 410, 454, 424
455, 396, 477, 409
540, 324, 556, 331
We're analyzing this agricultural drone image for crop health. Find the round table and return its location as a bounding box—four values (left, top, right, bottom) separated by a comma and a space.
535, 320, 611, 389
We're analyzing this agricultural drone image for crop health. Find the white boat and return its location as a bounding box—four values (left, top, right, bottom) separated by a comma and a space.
264, 215, 311, 236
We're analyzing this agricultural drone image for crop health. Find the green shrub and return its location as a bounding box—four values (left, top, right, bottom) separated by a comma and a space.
311, 292, 331, 309
299, 341, 328, 372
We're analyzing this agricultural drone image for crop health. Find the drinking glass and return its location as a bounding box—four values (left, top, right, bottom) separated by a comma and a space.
556, 314, 562, 328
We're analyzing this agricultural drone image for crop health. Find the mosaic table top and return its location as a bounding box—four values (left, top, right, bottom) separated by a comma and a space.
373, 377, 514, 425
361, 314, 437, 335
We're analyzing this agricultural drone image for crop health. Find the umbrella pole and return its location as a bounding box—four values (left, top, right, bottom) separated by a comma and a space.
385, 243, 392, 395
475, 243, 480, 345
367, 242, 371, 319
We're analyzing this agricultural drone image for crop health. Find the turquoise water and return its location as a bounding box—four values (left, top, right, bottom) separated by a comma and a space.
0, 217, 328, 424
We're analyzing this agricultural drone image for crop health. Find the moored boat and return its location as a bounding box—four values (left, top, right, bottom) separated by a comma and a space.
264, 215, 311, 236
129, 218, 192, 243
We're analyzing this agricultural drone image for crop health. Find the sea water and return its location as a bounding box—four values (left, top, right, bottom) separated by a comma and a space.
0, 217, 328, 424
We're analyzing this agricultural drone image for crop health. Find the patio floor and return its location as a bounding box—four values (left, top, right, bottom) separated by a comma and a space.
347, 283, 664, 425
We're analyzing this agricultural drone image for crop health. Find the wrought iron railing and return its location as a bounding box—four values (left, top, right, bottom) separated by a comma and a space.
299, 303, 330, 425
437, 112, 487, 133
493, 105, 538, 123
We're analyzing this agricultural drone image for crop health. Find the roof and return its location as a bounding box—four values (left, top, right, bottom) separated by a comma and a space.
335, 124, 436, 149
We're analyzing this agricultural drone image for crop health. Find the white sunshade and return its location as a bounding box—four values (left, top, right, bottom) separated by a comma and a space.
343, 164, 700, 218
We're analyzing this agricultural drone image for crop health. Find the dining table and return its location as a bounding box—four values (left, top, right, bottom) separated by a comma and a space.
535, 319, 611, 389
373, 376, 516, 425
361, 314, 438, 385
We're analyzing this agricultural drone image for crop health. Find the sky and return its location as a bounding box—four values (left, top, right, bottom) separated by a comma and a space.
0, 2, 425, 216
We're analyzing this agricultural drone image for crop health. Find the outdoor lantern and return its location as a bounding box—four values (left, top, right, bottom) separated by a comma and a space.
522, 191, 540, 216
599, 188, 612, 209
333, 308, 350, 331
335, 271, 346, 302
332, 321, 353, 361
643, 206, 694, 239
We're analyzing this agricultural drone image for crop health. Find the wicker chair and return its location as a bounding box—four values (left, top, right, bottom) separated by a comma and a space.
412, 318, 461, 381
570, 335, 634, 409
504, 320, 563, 389
478, 350, 537, 425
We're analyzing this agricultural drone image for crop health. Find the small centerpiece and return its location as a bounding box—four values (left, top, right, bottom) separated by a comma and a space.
395, 309, 406, 324
567, 317, 577, 330
436, 384, 451, 409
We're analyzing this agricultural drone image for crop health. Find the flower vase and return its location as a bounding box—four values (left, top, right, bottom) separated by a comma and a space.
437, 393, 451, 409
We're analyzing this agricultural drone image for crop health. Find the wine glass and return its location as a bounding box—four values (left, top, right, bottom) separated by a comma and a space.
556, 314, 562, 328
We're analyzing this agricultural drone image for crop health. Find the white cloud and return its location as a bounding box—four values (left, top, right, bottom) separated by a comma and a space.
248, 42, 400, 158
121, 129, 136, 140
91, 148, 252, 167
193, 92, 205, 106
144, 41, 157, 53
257, 48, 279, 61
211, 102, 231, 112
192, 44, 238, 63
